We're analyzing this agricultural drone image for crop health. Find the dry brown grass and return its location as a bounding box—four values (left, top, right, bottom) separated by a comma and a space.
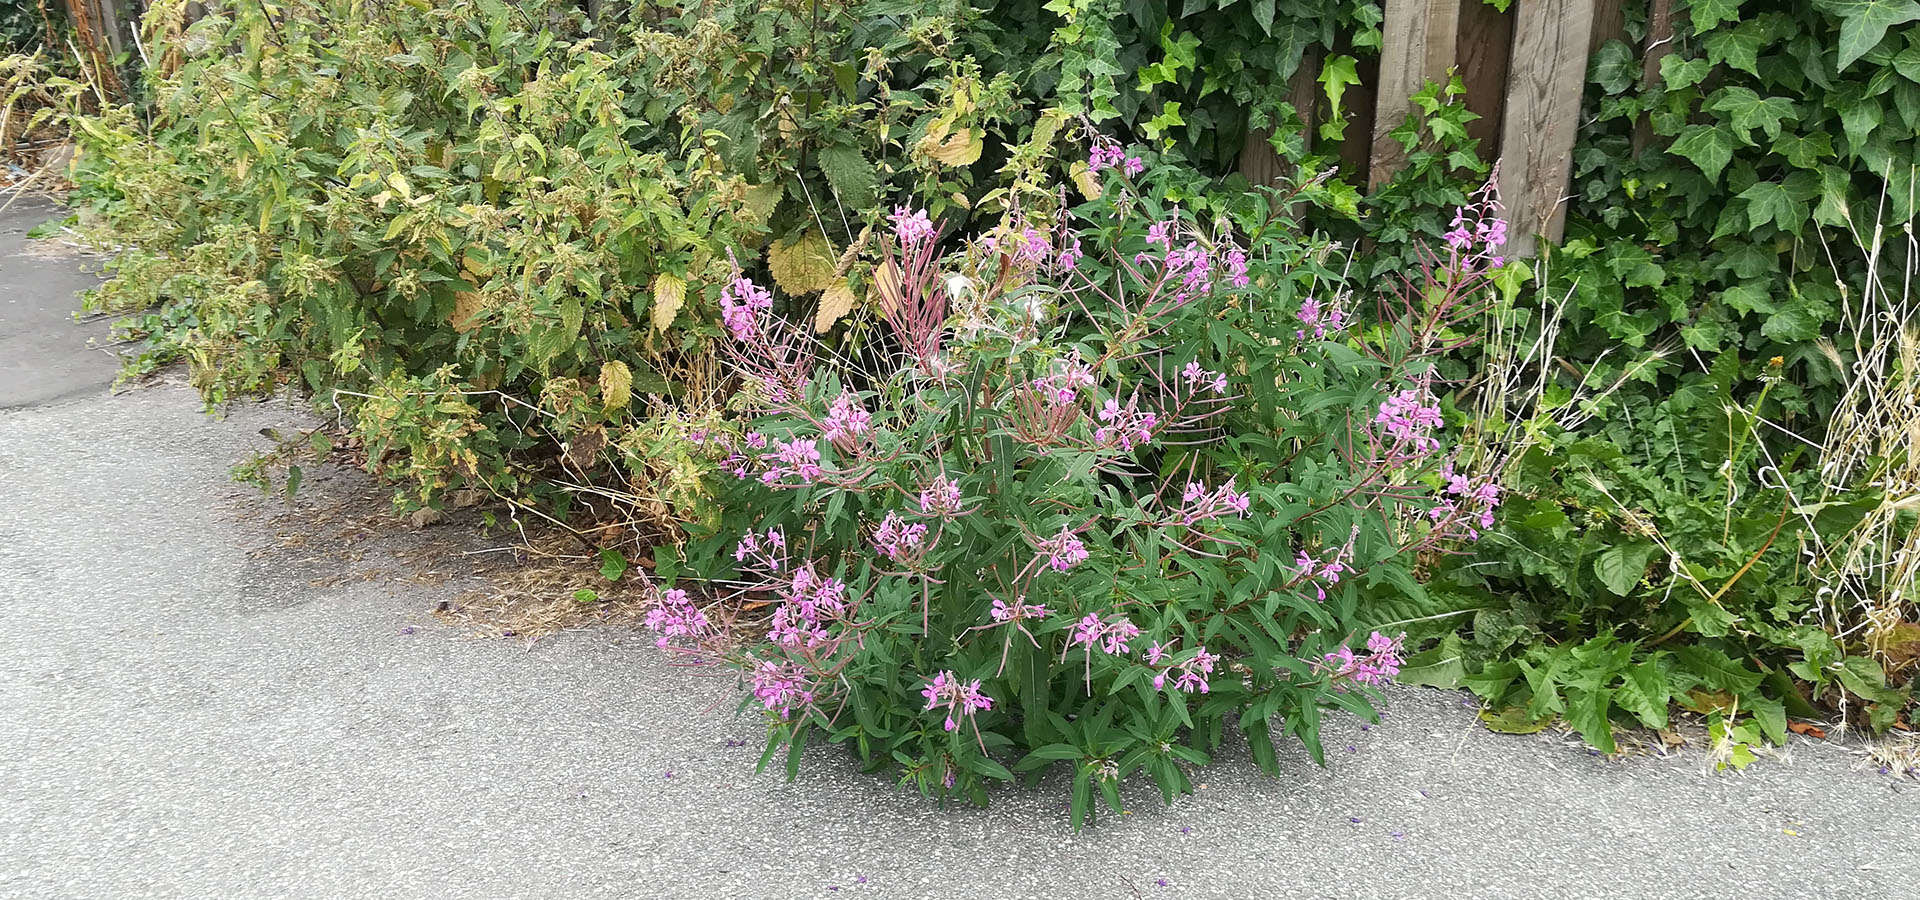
431, 531, 662, 639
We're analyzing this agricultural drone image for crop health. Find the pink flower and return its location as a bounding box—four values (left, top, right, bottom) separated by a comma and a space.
922, 670, 994, 731
1058, 236, 1083, 270
890, 206, 935, 249
643, 588, 710, 649
1322, 632, 1406, 687
918, 475, 964, 516
1037, 525, 1090, 573
873, 511, 930, 564
1374, 388, 1444, 455
770, 438, 824, 482
1123, 156, 1145, 177
822, 393, 872, 446
719, 276, 774, 341
990, 595, 1048, 623
751, 658, 814, 718
1146, 220, 1173, 248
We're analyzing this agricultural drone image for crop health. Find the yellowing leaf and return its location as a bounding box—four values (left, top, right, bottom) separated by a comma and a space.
768, 231, 836, 295
815, 281, 857, 332
741, 182, 782, 226
1070, 160, 1102, 200
930, 128, 982, 167
870, 260, 903, 322
650, 273, 686, 332
599, 360, 633, 410
450, 286, 484, 333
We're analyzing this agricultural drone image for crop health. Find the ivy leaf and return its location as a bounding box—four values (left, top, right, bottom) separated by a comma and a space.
1687, 0, 1746, 33
1815, 0, 1920, 72
1252, 0, 1276, 34
1707, 86, 1798, 142
1669, 123, 1736, 182
1893, 43, 1920, 82
1720, 281, 1777, 316
598, 547, 629, 582
1661, 54, 1711, 91
1704, 21, 1766, 75
1317, 55, 1362, 143
1738, 180, 1809, 233
816, 144, 877, 209
1770, 131, 1834, 167
1590, 40, 1636, 94
1839, 95, 1883, 149
1812, 163, 1856, 226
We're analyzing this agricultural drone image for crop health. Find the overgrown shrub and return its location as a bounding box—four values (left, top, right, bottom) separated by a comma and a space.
646, 152, 1517, 824
1399, 0, 1920, 753
60, 0, 1084, 519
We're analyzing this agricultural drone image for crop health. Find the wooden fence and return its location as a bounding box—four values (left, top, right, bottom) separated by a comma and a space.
1242, 0, 1674, 258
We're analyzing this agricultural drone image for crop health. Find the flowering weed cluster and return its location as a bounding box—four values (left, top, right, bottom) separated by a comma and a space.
649, 153, 1505, 826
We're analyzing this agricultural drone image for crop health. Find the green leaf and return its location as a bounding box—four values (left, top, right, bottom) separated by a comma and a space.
598, 547, 629, 582
1738, 180, 1808, 233
1675, 645, 1764, 695
1893, 42, 1920, 82
1479, 706, 1551, 734
1317, 55, 1362, 143
1564, 687, 1618, 753
1661, 55, 1711, 91
1704, 22, 1766, 75
1593, 542, 1656, 596
1840, 95, 1884, 148
1707, 86, 1798, 142
1397, 635, 1467, 689
1252, 0, 1276, 34
1747, 693, 1787, 745
1688, 0, 1745, 33
1669, 124, 1736, 181
1614, 661, 1671, 728
1816, 0, 1920, 71
816, 144, 877, 209
1771, 131, 1834, 167
1590, 40, 1636, 94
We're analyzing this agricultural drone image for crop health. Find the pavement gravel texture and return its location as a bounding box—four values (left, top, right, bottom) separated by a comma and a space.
2, 200, 1917, 899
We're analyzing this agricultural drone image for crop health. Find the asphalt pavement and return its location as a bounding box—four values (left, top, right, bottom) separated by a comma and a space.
2, 198, 1916, 899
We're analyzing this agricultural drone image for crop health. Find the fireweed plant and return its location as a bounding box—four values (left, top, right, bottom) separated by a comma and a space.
651, 148, 1511, 827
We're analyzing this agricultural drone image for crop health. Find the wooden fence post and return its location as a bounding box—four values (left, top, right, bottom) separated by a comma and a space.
1495, 0, 1595, 257
1370, 0, 1462, 188
1237, 48, 1321, 187
1633, 0, 1677, 155
1455, 0, 1514, 162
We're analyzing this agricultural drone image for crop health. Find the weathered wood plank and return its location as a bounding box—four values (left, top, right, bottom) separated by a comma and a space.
1589, 0, 1627, 53
1633, 0, 1678, 155
1237, 47, 1322, 187
1370, 0, 1463, 188
1495, 0, 1595, 257
1456, 0, 1514, 162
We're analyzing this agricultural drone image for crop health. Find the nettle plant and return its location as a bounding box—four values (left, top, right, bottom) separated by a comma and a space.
654, 146, 1509, 826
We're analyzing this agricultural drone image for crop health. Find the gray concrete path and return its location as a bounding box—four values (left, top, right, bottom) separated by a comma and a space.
2, 201, 1917, 899
0, 200, 116, 410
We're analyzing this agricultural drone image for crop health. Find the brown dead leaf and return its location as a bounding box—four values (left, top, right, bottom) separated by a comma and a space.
814, 281, 858, 332
450, 287, 484, 332
1787, 720, 1828, 739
